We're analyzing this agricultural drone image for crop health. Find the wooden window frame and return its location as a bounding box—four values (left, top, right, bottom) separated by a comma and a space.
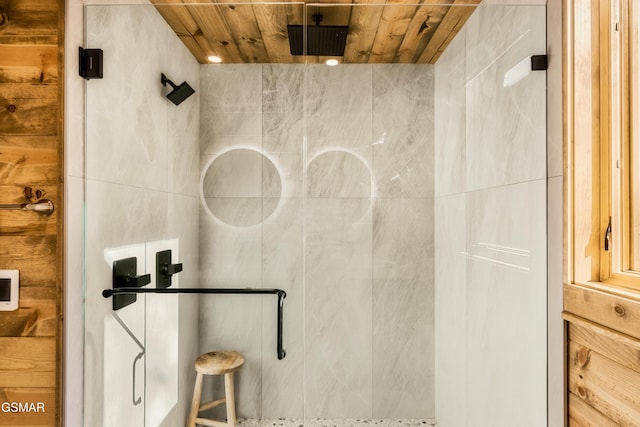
565, 0, 640, 292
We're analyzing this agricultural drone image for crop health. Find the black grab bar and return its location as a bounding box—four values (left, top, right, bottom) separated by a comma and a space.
102, 287, 287, 360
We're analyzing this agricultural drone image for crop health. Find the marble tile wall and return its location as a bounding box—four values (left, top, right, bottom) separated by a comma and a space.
434, 5, 548, 427
199, 63, 434, 420
84, 6, 200, 427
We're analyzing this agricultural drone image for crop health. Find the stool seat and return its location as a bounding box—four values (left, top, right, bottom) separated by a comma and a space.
196, 351, 244, 376
187, 350, 245, 427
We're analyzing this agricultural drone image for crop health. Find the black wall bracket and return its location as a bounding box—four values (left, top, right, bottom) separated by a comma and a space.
531, 54, 548, 71
79, 47, 103, 79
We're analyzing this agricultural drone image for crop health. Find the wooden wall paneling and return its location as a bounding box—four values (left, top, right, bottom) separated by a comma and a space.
19, 287, 58, 337
55, 0, 64, 423
0, 236, 57, 287
564, 283, 640, 338
0, 388, 56, 426
0, 84, 57, 136
568, 340, 640, 424
0, 0, 63, 425
0, 43, 58, 83
0, 1, 58, 36
0, 140, 58, 185
0, 338, 56, 388
568, 392, 620, 426
566, 312, 640, 371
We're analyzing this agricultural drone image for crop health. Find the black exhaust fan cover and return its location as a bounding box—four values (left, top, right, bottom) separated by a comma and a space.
287, 25, 349, 56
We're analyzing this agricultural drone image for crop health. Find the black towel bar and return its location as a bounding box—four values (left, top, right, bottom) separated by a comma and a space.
102, 287, 287, 360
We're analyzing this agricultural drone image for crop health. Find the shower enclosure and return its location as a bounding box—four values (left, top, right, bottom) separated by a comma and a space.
82, 2, 548, 426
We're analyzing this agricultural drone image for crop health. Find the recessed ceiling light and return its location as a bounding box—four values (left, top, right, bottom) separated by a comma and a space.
208, 55, 223, 63
325, 59, 339, 66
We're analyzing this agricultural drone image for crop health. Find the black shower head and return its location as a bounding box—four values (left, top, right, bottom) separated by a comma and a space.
287, 14, 349, 56
161, 73, 195, 105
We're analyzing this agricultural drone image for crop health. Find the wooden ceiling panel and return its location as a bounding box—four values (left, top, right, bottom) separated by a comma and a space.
150, 0, 481, 64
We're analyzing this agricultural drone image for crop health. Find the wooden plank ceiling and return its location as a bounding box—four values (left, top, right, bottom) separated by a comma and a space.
150, 0, 481, 64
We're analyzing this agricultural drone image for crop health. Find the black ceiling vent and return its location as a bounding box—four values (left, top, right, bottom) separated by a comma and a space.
287, 14, 349, 56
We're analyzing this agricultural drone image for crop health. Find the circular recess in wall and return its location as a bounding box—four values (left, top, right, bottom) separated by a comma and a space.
200, 148, 282, 227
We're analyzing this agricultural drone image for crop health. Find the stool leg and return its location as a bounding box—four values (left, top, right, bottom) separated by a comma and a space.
187, 372, 203, 427
224, 372, 237, 427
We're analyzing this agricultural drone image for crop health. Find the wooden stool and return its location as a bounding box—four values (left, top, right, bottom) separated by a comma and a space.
187, 350, 245, 427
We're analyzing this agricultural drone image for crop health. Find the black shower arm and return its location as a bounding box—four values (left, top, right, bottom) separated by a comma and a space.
102, 287, 287, 360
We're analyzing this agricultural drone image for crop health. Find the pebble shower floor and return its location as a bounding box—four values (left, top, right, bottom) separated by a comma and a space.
236, 420, 438, 427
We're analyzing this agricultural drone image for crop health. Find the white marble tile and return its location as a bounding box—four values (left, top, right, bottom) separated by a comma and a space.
199, 65, 263, 156
198, 206, 262, 286
145, 239, 179, 427
84, 178, 169, 426
434, 194, 466, 427
166, 194, 200, 426
434, 31, 466, 197
465, 6, 546, 85
201, 149, 264, 198
198, 294, 263, 418
235, 419, 438, 427
263, 64, 304, 117
85, 6, 170, 191
305, 65, 373, 162
465, 180, 547, 427
304, 198, 373, 418
264, 151, 303, 198
103, 314, 145, 427
167, 35, 200, 197
465, 49, 546, 191
373, 65, 434, 197
372, 198, 434, 418
201, 111, 263, 141
237, 420, 438, 427
261, 198, 304, 418
86, 240, 146, 427
306, 150, 373, 198
200, 65, 263, 113
261, 65, 304, 195
198, 203, 263, 416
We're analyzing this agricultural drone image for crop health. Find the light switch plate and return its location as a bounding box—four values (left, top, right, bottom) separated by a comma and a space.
0, 270, 19, 311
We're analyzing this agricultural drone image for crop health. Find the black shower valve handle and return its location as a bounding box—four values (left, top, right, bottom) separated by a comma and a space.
161, 262, 183, 277
126, 273, 151, 287
156, 249, 182, 288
